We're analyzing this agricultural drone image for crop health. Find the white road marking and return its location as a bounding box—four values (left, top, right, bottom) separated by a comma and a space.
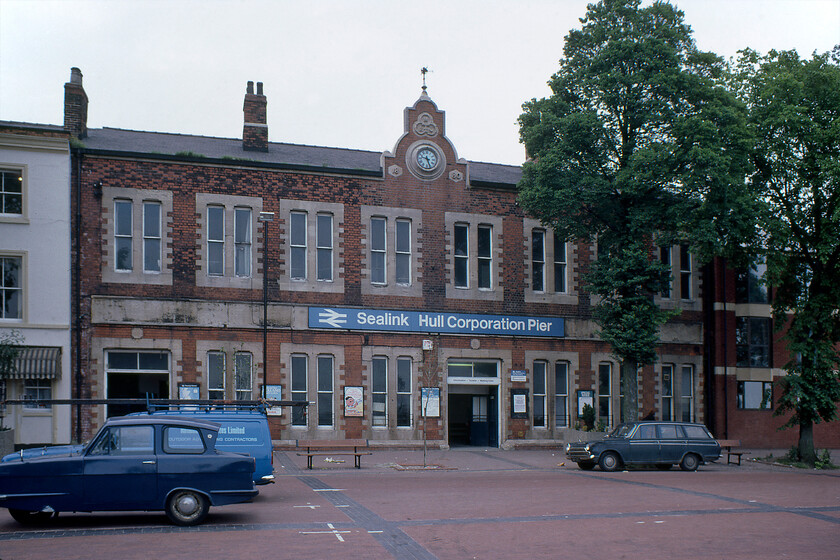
300, 523, 351, 542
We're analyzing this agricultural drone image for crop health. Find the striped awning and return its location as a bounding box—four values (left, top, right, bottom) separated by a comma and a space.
4, 346, 62, 379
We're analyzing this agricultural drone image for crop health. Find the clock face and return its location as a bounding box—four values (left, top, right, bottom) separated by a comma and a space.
416, 148, 438, 170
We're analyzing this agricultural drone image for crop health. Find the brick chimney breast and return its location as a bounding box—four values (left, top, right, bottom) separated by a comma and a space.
243, 80, 268, 152
64, 67, 89, 139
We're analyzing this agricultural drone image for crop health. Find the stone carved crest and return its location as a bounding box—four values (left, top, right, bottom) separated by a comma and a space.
413, 112, 439, 137
388, 165, 403, 177
449, 170, 463, 182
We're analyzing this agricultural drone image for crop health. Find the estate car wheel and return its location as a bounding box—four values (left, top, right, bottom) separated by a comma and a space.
599, 451, 621, 472
680, 453, 700, 472
166, 490, 209, 526
9, 509, 55, 525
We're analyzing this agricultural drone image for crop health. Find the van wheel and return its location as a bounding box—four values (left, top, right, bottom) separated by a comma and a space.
9, 509, 55, 525
680, 453, 700, 471
166, 490, 209, 526
599, 451, 621, 472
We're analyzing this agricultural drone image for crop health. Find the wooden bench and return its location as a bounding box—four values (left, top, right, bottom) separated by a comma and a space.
718, 439, 748, 465
296, 439, 371, 470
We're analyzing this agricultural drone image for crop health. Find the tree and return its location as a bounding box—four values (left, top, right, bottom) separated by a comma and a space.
0, 330, 24, 428
518, 0, 754, 423
732, 47, 840, 466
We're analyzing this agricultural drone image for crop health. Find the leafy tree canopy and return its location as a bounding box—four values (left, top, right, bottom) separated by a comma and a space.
517, 0, 755, 422
731, 47, 840, 462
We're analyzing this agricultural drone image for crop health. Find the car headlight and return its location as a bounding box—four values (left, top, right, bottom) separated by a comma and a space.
584, 443, 591, 452
565, 444, 571, 453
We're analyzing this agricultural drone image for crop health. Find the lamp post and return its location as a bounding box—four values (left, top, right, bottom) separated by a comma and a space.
258, 211, 274, 394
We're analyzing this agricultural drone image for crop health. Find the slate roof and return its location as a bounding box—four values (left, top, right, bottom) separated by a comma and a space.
78, 127, 523, 188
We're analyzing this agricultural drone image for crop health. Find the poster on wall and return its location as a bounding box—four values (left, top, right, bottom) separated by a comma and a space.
263, 384, 283, 416
178, 383, 199, 410
577, 390, 594, 414
344, 386, 364, 417
421, 387, 440, 417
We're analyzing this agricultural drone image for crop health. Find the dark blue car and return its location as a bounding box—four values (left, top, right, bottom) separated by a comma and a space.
0, 416, 258, 526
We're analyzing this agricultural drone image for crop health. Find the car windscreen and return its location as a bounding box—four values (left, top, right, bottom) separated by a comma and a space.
609, 424, 634, 438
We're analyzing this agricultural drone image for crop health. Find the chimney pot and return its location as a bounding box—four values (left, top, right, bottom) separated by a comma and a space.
247, 81, 254, 94
70, 67, 83, 85
257, 82, 263, 95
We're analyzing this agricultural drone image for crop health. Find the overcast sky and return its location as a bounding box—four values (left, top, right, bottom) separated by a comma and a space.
1, 0, 838, 165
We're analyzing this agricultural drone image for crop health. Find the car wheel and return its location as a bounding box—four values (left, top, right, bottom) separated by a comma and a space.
9, 509, 55, 525
680, 453, 700, 472
656, 464, 672, 470
578, 461, 596, 471
599, 451, 621, 472
166, 490, 209, 526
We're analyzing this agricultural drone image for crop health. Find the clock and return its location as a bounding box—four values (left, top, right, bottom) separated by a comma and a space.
406, 142, 445, 179
416, 148, 438, 170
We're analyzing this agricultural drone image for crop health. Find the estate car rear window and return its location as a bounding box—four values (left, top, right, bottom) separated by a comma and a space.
164, 427, 206, 454
657, 424, 684, 439
682, 425, 712, 439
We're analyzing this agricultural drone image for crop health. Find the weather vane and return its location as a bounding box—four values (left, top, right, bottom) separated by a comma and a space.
421, 66, 430, 93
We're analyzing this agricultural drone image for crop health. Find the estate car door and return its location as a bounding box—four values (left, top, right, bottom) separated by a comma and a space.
657, 424, 688, 463
83, 425, 157, 510
627, 423, 659, 463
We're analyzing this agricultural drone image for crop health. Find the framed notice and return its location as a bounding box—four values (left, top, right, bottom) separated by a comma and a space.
178, 383, 199, 410
263, 384, 283, 416
421, 387, 440, 417
577, 390, 594, 414
511, 388, 529, 419
344, 386, 364, 417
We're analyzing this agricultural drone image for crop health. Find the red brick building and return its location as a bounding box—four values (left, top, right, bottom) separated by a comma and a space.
63, 68, 837, 450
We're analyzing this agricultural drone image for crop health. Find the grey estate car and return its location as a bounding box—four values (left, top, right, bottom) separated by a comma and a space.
565, 421, 721, 472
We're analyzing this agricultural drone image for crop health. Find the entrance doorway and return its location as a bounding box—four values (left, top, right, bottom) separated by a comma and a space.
105, 351, 170, 417
448, 386, 498, 447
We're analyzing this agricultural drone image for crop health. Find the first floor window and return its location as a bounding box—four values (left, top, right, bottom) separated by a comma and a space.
115, 200, 133, 271
316, 214, 333, 281
661, 364, 674, 421
234, 207, 252, 277
554, 234, 567, 293
372, 357, 387, 427
395, 219, 411, 285
143, 201, 161, 273
737, 381, 772, 410
532, 230, 545, 291
1, 256, 22, 319
23, 379, 51, 409
453, 223, 469, 288
396, 357, 412, 427
736, 317, 771, 367
290, 211, 307, 280
370, 217, 386, 284
477, 225, 492, 289
660, 245, 672, 298
533, 361, 547, 427
555, 362, 568, 428
291, 355, 307, 426
0, 169, 23, 215
317, 355, 334, 426
680, 244, 691, 300
207, 206, 225, 276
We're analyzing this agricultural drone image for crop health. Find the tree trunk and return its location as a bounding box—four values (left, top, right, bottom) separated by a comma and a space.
621, 360, 638, 423
798, 419, 816, 466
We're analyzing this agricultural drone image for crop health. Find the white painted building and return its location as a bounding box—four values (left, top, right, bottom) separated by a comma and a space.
0, 122, 72, 446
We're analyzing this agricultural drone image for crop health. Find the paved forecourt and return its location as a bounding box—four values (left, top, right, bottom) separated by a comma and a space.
1, 448, 838, 560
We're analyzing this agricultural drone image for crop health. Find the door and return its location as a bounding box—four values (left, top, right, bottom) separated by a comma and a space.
657, 424, 688, 463
627, 423, 659, 463
83, 425, 158, 510
469, 395, 489, 447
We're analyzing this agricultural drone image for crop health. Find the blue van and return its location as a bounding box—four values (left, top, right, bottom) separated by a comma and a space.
129, 406, 275, 485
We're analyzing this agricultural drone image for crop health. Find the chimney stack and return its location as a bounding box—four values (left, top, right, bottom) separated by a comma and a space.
243, 81, 268, 152
64, 67, 88, 139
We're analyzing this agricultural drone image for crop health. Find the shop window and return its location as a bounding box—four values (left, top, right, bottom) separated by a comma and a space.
736, 317, 771, 367
737, 381, 772, 409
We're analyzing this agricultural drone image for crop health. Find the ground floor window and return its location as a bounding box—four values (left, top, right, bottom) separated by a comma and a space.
317, 355, 334, 427
23, 379, 52, 409
206, 350, 253, 400
555, 362, 568, 427
291, 354, 307, 426
662, 365, 674, 421
598, 362, 612, 426
680, 365, 694, 421
737, 381, 772, 410
533, 361, 547, 427
396, 357, 412, 427
106, 351, 169, 417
